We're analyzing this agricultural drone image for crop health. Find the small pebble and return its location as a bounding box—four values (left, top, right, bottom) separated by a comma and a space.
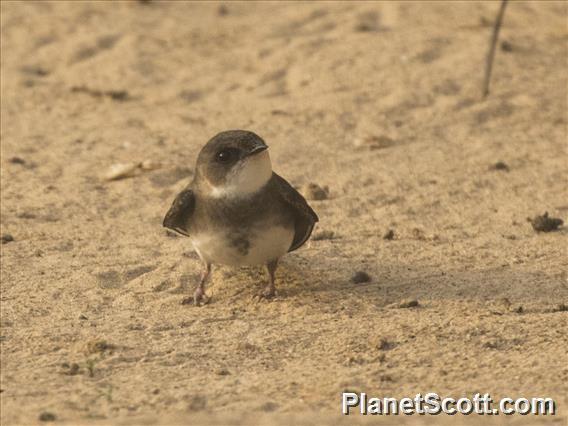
217, 4, 229, 15
84, 339, 114, 354
260, 401, 279, 412
301, 183, 329, 200
500, 40, 514, 52
216, 368, 230, 376
103, 162, 140, 181
1, 234, 14, 244
489, 161, 510, 172
412, 228, 427, 240
66, 363, 81, 376
351, 271, 371, 284
38, 412, 56, 422
376, 338, 394, 351
527, 212, 563, 232
106, 90, 129, 101
398, 299, 419, 308
354, 11, 380, 32
140, 159, 162, 170
9, 156, 26, 165
383, 229, 395, 240
311, 230, 335, 241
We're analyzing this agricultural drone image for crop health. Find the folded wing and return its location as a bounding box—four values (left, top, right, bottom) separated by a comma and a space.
271, 173, 319, 252
162, 188, 195, 237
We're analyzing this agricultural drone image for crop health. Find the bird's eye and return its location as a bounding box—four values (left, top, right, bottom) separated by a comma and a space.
216, 148, 238, 164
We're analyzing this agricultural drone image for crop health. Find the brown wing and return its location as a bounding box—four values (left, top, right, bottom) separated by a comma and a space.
162, 188, 195, 237
271, 173, 319, 252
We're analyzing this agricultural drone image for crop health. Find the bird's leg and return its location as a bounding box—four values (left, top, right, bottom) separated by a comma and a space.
257, 259, 278, 300
182, 262, 211, 306
194, 262, 211, 305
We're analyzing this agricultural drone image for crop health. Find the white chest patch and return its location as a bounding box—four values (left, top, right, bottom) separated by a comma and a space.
191, 225, 294, 266
209, 151, 272, 199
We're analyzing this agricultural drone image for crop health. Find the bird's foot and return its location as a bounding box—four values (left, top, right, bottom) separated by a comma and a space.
181, 287, 210, 306
253, 285, 276, 302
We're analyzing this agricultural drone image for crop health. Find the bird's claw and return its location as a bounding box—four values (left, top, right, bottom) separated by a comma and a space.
181, 288, 210, 306
253, 286, 276, 302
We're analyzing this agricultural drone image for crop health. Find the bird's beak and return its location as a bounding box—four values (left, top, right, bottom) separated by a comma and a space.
247, 145, 268, 157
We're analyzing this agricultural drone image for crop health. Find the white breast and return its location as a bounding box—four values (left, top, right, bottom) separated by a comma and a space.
191, 225, 294, 266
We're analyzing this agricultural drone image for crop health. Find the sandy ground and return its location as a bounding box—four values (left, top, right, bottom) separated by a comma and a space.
1, 1, 567, 425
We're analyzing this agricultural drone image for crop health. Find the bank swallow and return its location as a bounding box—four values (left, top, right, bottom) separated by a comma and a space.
163, 130, 319, 305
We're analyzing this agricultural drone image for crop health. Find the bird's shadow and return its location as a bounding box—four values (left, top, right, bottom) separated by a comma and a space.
164, 240, 565, 311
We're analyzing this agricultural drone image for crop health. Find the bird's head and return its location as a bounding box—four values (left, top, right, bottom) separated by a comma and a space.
195, 130, 272, 198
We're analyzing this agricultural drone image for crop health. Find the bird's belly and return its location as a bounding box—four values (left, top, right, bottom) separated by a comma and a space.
190, 225, 294, 266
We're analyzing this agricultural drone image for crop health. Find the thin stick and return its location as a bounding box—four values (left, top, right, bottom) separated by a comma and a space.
482, 0, 508, 98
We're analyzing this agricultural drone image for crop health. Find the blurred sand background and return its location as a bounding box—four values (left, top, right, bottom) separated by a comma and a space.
1, 1, 567, 425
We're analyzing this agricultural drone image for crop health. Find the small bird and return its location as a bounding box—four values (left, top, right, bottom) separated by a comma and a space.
163, 130, 319, 305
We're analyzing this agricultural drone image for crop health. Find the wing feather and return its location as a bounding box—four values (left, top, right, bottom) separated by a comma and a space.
271, 173, 319, 252
162, 188, 195, 237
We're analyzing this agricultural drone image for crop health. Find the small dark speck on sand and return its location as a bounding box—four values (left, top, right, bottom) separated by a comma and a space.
301, 183, 329, 201
383, 229, 395, 240
106, 90, 129, 101
1, 234, 14, 244
311, 230, 335, 241
351, 271, 371, 284
527, 212, 563, 232
489, 161, 510, 172
500, 40, 514, 52
9, 156, 26, 165
376, 338, 395, 351
39, 412, 56, 422
218, 4, 229, 16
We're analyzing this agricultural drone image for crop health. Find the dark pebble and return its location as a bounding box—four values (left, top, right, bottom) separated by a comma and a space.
218, 4, 229, 16
383, 229, 395, 240
38, 412, 56, 422
527, 212, 563, 232
500, 40, 514, 52
1, 234, 14, 244
351, 271, 371, 284
489, 161, 510, 172
106, 90, 129, 101
9, 156, 26, 165
376, 338, 394, 351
